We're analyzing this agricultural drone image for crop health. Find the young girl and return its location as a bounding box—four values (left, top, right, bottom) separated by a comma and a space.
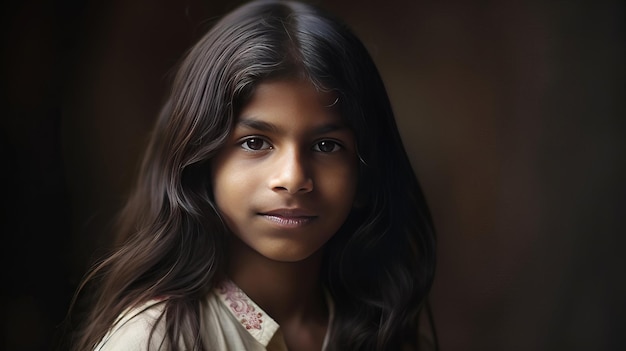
69, 0, 437, 350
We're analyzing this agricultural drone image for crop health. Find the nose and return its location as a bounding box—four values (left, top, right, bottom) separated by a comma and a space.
268, 147, 313, 194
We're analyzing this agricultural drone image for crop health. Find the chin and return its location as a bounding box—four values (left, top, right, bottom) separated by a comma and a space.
260, 246, 324, 263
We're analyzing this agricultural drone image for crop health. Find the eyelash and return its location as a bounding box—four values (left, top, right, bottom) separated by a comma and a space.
239, 137, 272, 151
238, 137, 343, 153
312, 140, 342, 153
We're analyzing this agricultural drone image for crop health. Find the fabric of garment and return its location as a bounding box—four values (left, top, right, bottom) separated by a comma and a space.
94, 280, 334, 351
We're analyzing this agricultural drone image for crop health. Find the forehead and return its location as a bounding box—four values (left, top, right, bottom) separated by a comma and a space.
237, 78, 343, 128
246, 78, 337, 107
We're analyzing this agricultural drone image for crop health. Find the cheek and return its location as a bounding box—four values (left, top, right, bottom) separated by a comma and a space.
210, 155, 242, 208
211, 157, 266, 230
211, 159, 248, 235
320, 163, 359, 206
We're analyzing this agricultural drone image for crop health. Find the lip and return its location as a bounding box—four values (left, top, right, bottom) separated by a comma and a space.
259, 208, 317, 228
262, 208, 316, 217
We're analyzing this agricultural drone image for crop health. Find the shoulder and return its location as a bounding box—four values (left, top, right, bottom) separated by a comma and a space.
95, 300, 168, 351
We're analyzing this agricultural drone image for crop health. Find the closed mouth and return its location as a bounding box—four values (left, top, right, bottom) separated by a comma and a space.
261, 214, 316, 227
259, 209, 317, 228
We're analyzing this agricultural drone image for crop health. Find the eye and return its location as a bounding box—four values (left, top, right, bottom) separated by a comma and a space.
313, 140, 342, 153
240, 137, 272, 151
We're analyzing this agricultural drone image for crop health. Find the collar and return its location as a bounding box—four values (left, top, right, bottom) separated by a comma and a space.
215, 279, 335, 348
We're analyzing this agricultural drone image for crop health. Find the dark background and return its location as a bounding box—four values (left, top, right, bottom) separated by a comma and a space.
1, 0, 624, 350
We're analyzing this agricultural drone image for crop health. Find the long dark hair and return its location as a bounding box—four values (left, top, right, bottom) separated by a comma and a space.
69, 1, 436, 350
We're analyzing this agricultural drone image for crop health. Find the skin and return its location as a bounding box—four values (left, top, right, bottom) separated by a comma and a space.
211, 78, 359, 350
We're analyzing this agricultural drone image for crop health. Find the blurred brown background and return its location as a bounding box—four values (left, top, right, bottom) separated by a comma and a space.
1, 0, 624, 350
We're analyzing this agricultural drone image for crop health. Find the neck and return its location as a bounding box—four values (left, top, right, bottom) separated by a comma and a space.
226, 237, 328, 325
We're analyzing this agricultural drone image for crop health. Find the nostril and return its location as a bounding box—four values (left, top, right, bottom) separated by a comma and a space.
268, 154, 314, 194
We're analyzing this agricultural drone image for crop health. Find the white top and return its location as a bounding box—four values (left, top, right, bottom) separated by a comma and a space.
95, 280, 334, 351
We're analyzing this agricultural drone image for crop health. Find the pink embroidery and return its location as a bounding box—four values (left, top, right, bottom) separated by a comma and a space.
219, 281, 263, 330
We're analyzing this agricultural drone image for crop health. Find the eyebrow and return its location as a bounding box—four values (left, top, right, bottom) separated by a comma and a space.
237, 118, 279, 133
237, 117, 348, 135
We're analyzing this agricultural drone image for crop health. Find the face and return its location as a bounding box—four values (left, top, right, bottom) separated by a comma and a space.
211, 78, 358, 263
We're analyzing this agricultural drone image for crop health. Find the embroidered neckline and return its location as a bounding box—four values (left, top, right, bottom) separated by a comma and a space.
214, 279, 334, 349
217, 280, 264, 330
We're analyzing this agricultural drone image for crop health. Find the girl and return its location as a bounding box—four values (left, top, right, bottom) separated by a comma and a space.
69, 0, 437, 350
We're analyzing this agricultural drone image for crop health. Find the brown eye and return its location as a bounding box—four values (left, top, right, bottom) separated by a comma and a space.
241, 138, 271, 151
313, 140, 341, 153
